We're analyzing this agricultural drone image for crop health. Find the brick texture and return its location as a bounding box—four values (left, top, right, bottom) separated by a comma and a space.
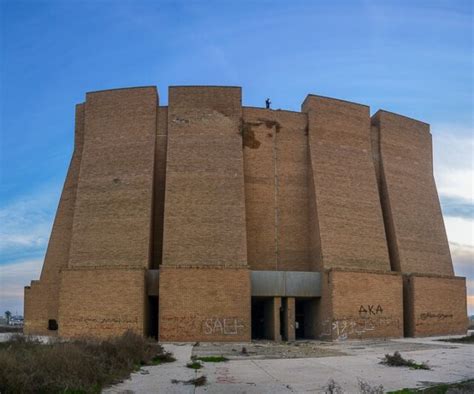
152, 106, 168, 267
318, 269, 404, 340
163, 87, 247, 266
303, 96, 390, 271
372, 111, 453, 275
58, 268, 145, 338
404, 274, 467, 336
24, 104, 84, 335
159, 267, 251, 341
69, 87, 157, 268
243, 108, 312, 271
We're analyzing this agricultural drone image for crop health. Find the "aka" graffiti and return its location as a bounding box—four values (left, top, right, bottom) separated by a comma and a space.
359, 305, 383, 317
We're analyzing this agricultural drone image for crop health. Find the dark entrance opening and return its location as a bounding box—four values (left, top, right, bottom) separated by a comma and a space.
251, 297, 275, 340
148, 296, 159, 339
251, 297, 266, 339
295, 298, 316, 339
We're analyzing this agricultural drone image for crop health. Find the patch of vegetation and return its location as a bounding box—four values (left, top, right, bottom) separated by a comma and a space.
323, 379, 344, 394
381, 351, 430, 370
150, 350, 176, 365
0, 331, 173, 393
186, 360, 203, 369
195, 355, 228, 362
172, 376, 207, 386
358, 379, 384, 394
439, 335, 474, 344
387, 379, 474, 393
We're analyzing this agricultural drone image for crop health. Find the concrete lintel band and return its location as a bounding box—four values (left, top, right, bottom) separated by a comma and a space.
251, 271, 321, 297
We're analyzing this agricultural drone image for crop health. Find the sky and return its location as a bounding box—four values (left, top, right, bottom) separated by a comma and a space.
0, 0, 473, 315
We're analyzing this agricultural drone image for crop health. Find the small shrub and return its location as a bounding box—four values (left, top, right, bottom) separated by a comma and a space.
358, 378, 384, 394
387, 379, 474, 393
186, 361, 203, 369
150, 350, 176, 365
172, 376, 207, 386
324, 378, 344, 394
195, 355, 228, 362
381, 351, 430, 370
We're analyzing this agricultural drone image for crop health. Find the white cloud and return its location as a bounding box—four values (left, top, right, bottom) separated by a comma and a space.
0, 259, 42, 315
0, 184, 59, 263
445, 217, 474, 248
433, 125, 473, 203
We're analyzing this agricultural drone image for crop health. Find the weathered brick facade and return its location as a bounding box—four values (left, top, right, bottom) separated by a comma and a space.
24, 86, 467, 341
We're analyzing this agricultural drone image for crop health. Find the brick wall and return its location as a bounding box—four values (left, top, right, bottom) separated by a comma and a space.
68, 87, 157, 268
372, 111, 453, 275
58, 268, 145, 338
303, 96, 390, 271
24, 104, 84, 334
242, 108, 312, 271
24, 281, 55, 335
162, 87, 247, 266
159, 267, 251, 341
318, 269, 403, 340
404, 274, 467, 336
151, 107, 168, 268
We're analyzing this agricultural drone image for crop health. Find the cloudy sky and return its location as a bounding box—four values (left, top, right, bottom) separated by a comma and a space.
1, 0, 473, 315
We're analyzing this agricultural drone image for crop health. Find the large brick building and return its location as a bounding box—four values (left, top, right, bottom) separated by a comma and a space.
24, 86, 468, 341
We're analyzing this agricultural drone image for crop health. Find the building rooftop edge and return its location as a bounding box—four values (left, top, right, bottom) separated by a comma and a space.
168, 85, 242, 89
86, 86, 157, 95
372, 109, 430, 126
81, 86, 429, 125
303, 94, 370, 109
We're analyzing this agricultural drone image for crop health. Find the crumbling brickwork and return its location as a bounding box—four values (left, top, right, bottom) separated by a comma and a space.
24, 86, 467, 341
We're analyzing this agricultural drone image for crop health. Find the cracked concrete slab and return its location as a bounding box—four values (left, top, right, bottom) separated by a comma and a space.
104, 335, 474, 393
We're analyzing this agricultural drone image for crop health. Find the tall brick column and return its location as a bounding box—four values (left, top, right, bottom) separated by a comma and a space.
159, 86, 251, 342
58, 87, 158, 338
302, 95, 390, 271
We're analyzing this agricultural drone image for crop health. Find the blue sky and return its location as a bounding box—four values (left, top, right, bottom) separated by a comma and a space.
0, 0, 473, 314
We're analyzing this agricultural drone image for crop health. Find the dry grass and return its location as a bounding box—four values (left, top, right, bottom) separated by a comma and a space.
172, 376, 207, 386
0, 331, 174, 393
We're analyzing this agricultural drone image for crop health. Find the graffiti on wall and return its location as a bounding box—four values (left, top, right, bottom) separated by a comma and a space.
321, 304, 400, 340
161, 315, 246, 338
359, 304, 383, 317
419, 312, 453, 321
203, 317, 245, 335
